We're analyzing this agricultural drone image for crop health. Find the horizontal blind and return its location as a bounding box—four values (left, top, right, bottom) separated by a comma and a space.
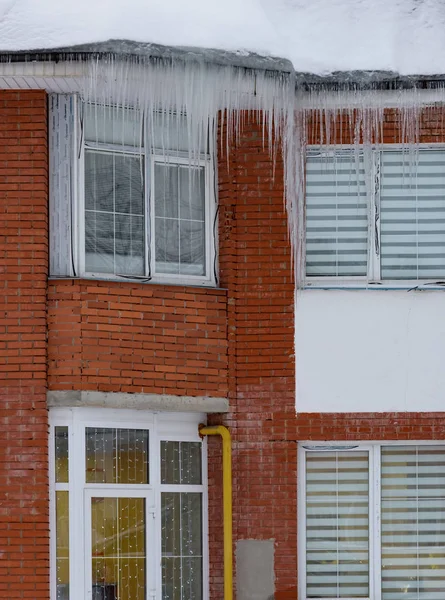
306, 153, 368, 277
380, 150, 445, 279
305, 451, 369, 598
381, 446, 445, 600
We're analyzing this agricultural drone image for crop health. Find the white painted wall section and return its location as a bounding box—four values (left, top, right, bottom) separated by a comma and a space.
295, 290, 445, 413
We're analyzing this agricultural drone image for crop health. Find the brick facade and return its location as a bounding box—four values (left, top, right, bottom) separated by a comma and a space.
47, 280, 228, 396
2, 87, 445, 600
0, 90, 49, 598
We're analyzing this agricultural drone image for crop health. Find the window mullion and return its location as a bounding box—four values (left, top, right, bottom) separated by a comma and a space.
372, 445, 382, 600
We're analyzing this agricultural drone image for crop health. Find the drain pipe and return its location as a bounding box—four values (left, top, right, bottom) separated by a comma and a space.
199, 425, 233, 600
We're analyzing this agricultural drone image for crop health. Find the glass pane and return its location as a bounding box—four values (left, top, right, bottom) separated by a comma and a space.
179, 167, 205, 221
85, 211, 115, 274
155, 218, 180, 274
115, 214, 145, 275
154, 162, 207, 277
381, 446, 445, 600
85, 104, 142, 147
305, 153, 368, 277
114, 154, 144, 215
155, 164, 179, 218
162, 493, 202, 600
55, 426, 69, 484
381, 150, 445, 280
179, 221, 205, 275
85, 151, 115, 212
305, 450, 369, 598
85, 150, 145, 277
151, 112, 208, 153
161, 442, 202, 485
86, 428, 149, 484
56, 491, 69, 599
92, 497, 145, 600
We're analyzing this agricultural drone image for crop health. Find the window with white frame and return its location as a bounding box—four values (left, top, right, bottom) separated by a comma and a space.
305, 148, 445, 282
49, 96, 216, 285
299, 443, 445, 600
50, 409, 207, 600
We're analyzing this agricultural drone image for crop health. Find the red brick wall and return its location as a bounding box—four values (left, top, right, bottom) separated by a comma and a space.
4, 92, 445, 600
208, 108, 445, 600
47, 279, 228, 396
0, 90, 49, 598
208, 114, 297, 598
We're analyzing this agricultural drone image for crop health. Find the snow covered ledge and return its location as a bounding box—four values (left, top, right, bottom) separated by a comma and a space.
47, 390, 229, 413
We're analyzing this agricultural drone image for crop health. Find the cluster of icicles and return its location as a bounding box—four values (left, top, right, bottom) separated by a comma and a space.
71, 54, 445, 283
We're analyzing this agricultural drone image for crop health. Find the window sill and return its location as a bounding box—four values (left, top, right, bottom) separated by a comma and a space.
48, 274, 225, 291
303, 281, 445, 291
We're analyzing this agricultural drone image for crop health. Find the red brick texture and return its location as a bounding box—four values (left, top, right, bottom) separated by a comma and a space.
208, 115, 297, 598
0, 90, 49, 598
47, 280, 228, 396
208, 109, 445, 600
4, 92, 445, 600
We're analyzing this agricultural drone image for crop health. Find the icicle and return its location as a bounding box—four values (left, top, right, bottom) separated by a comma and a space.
37, 51, 445, 287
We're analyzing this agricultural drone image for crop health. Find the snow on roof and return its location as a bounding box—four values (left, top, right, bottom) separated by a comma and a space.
1, 0, 445, 77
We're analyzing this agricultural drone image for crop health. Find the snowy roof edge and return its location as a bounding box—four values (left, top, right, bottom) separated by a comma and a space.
2, 39, 445, 88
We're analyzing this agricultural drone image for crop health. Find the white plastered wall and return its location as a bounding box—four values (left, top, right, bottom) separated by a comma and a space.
295, 290, 445, 412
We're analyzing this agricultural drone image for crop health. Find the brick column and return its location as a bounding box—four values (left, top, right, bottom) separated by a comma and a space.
0, 90, 49, 599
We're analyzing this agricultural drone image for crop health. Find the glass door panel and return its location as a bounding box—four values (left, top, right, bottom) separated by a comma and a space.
87, 492, 152, 600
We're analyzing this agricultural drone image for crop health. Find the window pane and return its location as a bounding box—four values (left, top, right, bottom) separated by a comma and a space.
162, 493, 202, 600
305, 450, 369, 598
55, 426, 69, 484
86, 428, 149, 484
151, 112, 208, 153
155, 164, 179, 218
56, 491, 69, 600
161, 442, 202, 485
154, 163, 206, 277
381, 150, 445, 279
85, 104, 142, 147
381, 446, 445, 600
85, 150, 145, 276
306, 153, 368, 277
91, 497, 145, 600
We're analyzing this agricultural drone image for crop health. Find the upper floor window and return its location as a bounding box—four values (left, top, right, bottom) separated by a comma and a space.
305, 148, 445, 283
49, 96, 216, 286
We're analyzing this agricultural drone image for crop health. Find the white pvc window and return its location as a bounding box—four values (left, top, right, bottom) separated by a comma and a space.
305, 148, 445, 284
81, 105, 215, 285
48, 96, 216, 286
299, 443, 445, 600
49, 409, 208, 600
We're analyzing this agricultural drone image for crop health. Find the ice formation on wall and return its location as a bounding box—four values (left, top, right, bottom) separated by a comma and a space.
46, 53, 445, 283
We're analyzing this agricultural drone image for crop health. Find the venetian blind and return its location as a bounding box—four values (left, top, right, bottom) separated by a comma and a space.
305, 450, 369, 598
381, 445, 445, 600
305, 153, 368, 277
380, 150, 445, 280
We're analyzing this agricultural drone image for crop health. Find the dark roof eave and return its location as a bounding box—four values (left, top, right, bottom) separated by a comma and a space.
1, 39, 445, 90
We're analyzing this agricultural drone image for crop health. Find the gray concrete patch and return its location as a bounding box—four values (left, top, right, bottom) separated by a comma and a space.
236, 539, 275, 600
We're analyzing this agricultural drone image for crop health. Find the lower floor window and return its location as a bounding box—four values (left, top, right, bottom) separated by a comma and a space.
299, 443, 445, 600
51, 409, 207, 600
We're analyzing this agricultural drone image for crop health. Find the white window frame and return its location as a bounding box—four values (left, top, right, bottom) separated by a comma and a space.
49, 407, 209, 600
297, 440, 445, 600
304, 144, 445, 289
76, 106, 217, 287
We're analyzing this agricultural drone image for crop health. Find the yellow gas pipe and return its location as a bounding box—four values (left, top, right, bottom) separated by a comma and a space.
199, 425, 233, 600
